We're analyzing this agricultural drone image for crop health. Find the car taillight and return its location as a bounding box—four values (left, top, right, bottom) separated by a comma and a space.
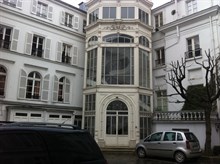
186, 140, 191, 149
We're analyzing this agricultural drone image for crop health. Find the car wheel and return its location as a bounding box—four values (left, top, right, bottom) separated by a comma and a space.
174, 151, 186, 163
137, 147, 146, 158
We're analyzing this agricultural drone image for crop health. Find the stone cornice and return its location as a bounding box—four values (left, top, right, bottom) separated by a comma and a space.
157, 5, 220, 33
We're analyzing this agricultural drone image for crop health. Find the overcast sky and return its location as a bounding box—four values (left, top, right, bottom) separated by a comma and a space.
62, 0, 171, 9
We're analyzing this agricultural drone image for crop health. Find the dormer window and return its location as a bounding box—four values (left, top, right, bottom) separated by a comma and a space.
186, 0, 197, 15
155, 12, 163, 28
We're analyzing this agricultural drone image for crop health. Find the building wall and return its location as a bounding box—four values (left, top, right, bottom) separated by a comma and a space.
0, 0, 86, 125
152, 0, 220, 149
84, 0, 153, 148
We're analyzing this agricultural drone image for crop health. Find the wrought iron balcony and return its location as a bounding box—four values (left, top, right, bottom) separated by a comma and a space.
31, 48, 44, 57
185, 48, 202, 59
155, 58, 165, 67
62, 56, 72, 64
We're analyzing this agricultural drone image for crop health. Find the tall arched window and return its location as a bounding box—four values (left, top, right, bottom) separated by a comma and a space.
26, 71, 41, 99
139, 36, 149, 48
58, 77, 70, 103
0, 66, 6, 96
106, 100, 128, 135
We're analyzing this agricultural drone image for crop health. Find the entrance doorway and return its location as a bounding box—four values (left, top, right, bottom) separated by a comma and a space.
105, 100, 128, 146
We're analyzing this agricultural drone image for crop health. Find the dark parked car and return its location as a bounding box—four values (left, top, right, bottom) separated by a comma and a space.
136, 131, 202, 163
0, 122, 107, 164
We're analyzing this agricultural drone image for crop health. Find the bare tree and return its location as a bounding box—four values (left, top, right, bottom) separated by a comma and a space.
166, 50, 220, 155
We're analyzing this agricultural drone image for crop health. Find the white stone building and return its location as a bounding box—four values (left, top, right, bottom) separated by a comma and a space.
83, 0, 153, 148
0, 0, 86, 126
151, 0, 220, 149
1, 0, 220, 150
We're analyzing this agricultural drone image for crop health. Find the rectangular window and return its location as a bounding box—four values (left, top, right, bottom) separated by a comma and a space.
62, 43, 72, 64
139, 49, 150, 88
83, 20, 86, 33
187, 0, 197, 15
31, 35, 44, 57
102, 47, 134, 85
84, 94, 96, 137
155, 12, 163, 28
155, 47, 165, 66
2, 0, 22, 8
140, 117, 151, 139
86, 48, 97, 87
121, 7, 134, 19
139, 95, 151, 112
0, 67, 6, 96
185, 35, 201, 59
156, 90, 168, 111
103, 7, 116, 19
85, 94, 96, 111
64, 13, 73, 28
0, 25, 12, 50
89, 9, 99, 24
36, 2, 48, 18
139, 9, 149, 25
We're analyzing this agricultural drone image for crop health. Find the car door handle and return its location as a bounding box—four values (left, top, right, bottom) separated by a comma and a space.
157, 142, 161, 144
173, 142, 176, 144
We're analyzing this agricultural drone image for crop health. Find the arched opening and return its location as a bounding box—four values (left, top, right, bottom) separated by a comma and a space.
106, 100, 128, 135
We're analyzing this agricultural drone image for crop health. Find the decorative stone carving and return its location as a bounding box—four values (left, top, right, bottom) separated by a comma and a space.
103, 24, 134, 30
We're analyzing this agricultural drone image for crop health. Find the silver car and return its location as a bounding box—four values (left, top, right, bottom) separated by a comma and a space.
136, 131, 202, 163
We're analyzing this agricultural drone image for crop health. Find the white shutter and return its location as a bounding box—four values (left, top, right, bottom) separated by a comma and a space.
52, 75, 59, 102
56, 41, 62, 62
11, 29, 19, 51
60, 11, 65, 25
41, 74, 50, 101
31, 0, 37, 14
25, 32, 33, 55
16, 0, 22, 9
48, 6, 53, 20
74, 16, 79, 29
64, 78, 70, 103
72, 46, 78, 65
18, 69, 27, 99
44, 38, 51, 59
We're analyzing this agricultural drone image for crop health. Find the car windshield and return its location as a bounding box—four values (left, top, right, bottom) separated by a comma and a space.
184, 132, 198, 142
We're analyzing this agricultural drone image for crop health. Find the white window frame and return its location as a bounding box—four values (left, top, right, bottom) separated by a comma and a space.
53, 76, 70, 103
186, 0, 197, 15
26, 71, 41, 99
31, 0, 53, 20
0, 66, 6, 97
2, 0, 22, 9
155, 47, 165, 67
103, 7, 116, 19
156, 90, 168, 111
186, 35, 201, 59
155, 12, 163, 28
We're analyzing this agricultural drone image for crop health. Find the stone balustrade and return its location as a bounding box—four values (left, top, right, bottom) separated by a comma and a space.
153, 111, 206, 121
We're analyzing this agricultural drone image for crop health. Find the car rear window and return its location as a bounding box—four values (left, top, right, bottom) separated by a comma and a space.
184, 132, 198, 142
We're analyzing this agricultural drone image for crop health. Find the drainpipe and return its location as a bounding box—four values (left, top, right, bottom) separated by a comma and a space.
165, 25, 180, 50
175, 0, 178, 19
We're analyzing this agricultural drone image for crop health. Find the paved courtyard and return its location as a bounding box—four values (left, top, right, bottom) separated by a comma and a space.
103, 152, 220, 164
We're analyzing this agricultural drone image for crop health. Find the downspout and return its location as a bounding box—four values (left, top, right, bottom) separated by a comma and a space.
175, 0, 178, 19
165, 25, 180, 50
209, 16, 215, 58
